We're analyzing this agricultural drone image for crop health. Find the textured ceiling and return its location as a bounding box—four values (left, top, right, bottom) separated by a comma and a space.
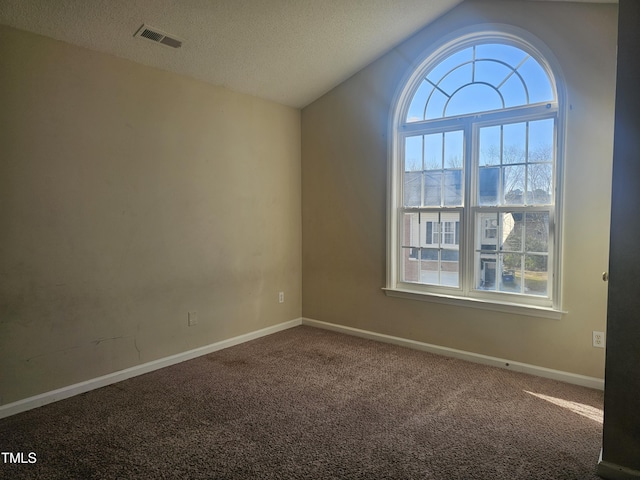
0, 0, 618, 108
0, 0, 466, 108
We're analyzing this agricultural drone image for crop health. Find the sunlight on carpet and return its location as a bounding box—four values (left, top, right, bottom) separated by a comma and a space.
525, 390, 603, 424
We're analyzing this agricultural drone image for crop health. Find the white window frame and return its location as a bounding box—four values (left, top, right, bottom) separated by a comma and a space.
385, 26, 566, 319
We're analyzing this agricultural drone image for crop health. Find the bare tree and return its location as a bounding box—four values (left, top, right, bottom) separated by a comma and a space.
406, 158, 422, 172
480, 143, 552, 204
446, 154, 463, 169
482, 144, 500, 166
527, 145, 553, 202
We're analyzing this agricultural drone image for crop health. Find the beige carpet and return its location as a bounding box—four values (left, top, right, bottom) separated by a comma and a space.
0, 325, 604, 479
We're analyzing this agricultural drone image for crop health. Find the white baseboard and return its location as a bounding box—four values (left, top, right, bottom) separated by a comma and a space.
598, 450, 640, 479
0, 318, 302, 419
302, 318, 604, 390
2, 316, 603, 420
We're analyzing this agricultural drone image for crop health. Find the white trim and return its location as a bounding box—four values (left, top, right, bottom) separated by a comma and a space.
387, 24, 567, 312
301, 318, 603, 390
382, 287, 566, 319
0, 318, 302, 419
598, 450, 640, 480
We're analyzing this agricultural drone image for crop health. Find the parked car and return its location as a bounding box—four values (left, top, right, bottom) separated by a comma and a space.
502, 269, 515, 283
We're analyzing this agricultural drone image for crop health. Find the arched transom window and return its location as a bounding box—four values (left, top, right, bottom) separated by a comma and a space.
387, 30, 564, 314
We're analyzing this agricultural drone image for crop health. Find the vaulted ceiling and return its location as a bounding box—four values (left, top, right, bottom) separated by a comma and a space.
0, 0, 617, 108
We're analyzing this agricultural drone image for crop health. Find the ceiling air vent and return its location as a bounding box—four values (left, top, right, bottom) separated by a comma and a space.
134, 24, 182, 49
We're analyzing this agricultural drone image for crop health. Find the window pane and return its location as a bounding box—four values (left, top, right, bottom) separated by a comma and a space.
503, 165, 525, 204
518, 57, 554, 103
398, 212, 462, 288
527, 163, 552, 204
444, 130, 463, 169
477, 255, 498, 290
425, 89, 448, 119
500, 73, 528, 108
524, 212, 549, 253
503, 144, 526, 165
477, 211, 506, 291
424, 133, 443, 170
503, 123, 526, 164
441, 212, 459, 245
440, 212, 460, 287
529, 118, 554, 157
443, 131, 463, 206
424, 172, 442, 206
404, 172, 421, 207
405, 136, 422, 171
474, 59, 512, 87
479, 167, 499, 205
421, 212, 439, 247
445, 83, 503, 116
499, 253, 521, 293
405, 136, 423, 207
427, 47, 473, 84
434, 61, 473, 95
444, 170, 462, 206
478, 212, 499, 251
421, 249, 441, 285
441, 252, 459, 287
406, 80, 431, 123
502, 212, 522, 252
524, 255, 548, 296
402, 212, 420, 247
479, 126, 501, 166
402, 247, 420, 282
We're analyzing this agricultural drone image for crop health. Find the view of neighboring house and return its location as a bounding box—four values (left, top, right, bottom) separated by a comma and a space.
403, 201, 549, 296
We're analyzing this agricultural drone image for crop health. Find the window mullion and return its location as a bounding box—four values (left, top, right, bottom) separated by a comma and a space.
499, 125, 505, 205
462, 120, 475, 297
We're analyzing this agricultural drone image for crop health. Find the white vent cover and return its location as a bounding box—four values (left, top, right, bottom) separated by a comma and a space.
134, 24, 182, 49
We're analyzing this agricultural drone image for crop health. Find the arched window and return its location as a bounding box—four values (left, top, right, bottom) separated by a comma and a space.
387, 28, 564, 314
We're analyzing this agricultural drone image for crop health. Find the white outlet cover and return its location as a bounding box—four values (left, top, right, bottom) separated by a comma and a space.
592, 331, 605, 348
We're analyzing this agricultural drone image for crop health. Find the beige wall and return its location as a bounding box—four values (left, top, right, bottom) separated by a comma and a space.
0, 0, 617, 405
0, 25, 301, 405
302, 0, 617, 379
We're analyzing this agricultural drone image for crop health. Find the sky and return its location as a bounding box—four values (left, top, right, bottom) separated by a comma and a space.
403, 42, 556, 208
406, 43, 554, 122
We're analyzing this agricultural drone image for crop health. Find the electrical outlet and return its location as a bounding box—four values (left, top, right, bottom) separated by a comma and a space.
592, 331, 605, 348
188, 311, 198, 327
278, 292, 284, 303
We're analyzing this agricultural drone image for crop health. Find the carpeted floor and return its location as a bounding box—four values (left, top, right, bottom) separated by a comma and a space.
0, 325, 604, 479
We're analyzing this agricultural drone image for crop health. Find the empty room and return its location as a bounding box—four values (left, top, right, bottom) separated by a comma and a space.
1, 0, 638, 478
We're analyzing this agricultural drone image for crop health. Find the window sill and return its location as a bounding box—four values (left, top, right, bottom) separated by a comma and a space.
382, 287, 565, 320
